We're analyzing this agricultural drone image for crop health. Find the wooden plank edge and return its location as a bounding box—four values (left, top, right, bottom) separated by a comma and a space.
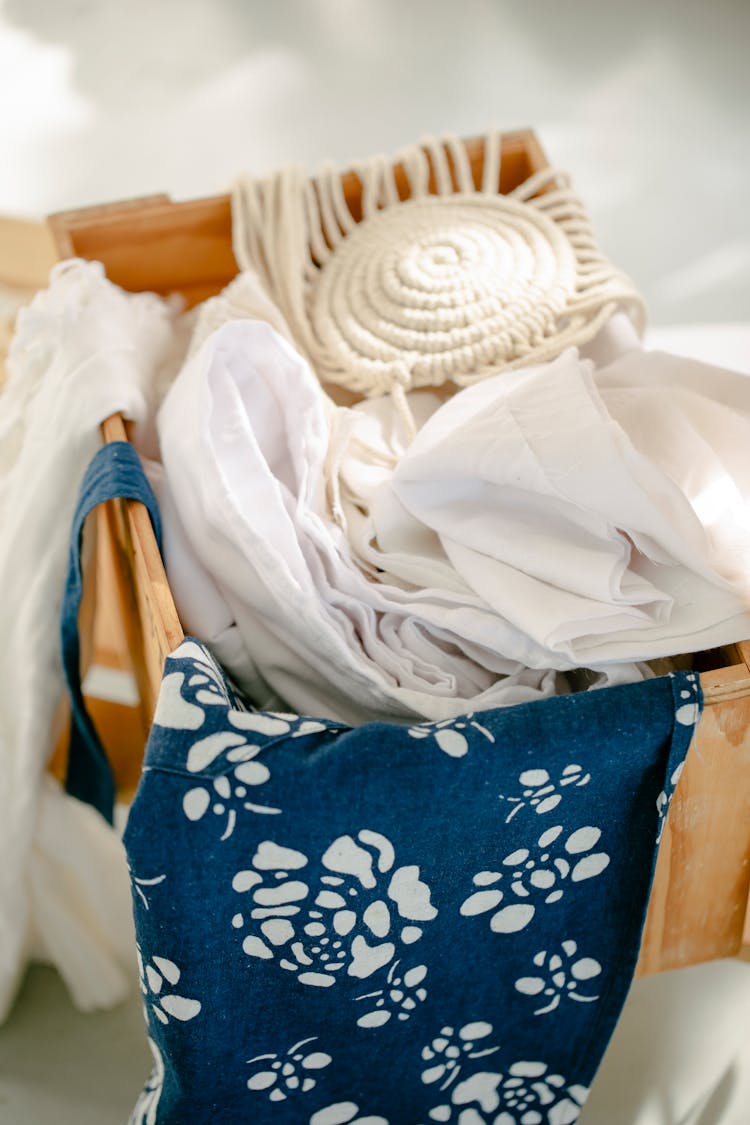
47, 130, 545, 264
100, 414, 183, 703
741, 893, 750, 961
0, 214, 57, 288
47, 194, 173, 257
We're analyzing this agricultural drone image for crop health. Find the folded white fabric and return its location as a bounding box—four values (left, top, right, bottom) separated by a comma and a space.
158, 319, 565, 725
0, 260, 178, 1020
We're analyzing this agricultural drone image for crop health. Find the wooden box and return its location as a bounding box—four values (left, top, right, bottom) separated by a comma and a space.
47, 131, 750, 978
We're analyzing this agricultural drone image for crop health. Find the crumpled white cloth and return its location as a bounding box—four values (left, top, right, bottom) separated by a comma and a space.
385, 344, 750, 665
158, 319, 566, 726
159, 304, 750, 727
0, 260, 177, 1021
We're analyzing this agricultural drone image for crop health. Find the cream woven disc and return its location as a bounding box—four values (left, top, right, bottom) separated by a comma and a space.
308, 193, 579, 395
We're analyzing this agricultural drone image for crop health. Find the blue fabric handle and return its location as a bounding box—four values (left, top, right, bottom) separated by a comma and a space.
60, 441, 163, 823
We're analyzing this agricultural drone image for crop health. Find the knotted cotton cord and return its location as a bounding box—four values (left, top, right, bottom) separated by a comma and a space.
232, 131, 645, 412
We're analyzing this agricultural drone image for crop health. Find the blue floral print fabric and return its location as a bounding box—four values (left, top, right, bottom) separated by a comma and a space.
62, 443, 701, 1125
123, 642, 698, 1125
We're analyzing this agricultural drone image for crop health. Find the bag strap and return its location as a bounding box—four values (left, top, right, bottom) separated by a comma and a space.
60, 440, 162, 824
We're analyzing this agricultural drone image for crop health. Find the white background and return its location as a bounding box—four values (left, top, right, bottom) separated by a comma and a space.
1, 0, 749, 324
0, 1, 748, 1123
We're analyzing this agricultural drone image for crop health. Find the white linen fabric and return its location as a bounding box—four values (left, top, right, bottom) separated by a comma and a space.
158, 304, 750, 726
388, 345, 750, 665
0, 260, 178, 1020
158, 319, 564, 725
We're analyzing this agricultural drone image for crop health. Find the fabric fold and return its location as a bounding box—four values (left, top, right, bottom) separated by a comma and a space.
158, 319, 565, 726
159, 308, 750, 725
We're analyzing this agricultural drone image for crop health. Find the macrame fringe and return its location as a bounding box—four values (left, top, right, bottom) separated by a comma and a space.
231, 131, 645, 410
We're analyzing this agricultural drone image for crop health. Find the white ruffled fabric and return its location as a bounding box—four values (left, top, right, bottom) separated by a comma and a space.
0, 261, 178, 1020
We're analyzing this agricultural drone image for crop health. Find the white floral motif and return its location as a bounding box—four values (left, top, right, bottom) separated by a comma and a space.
408, 714, 496, 758
310, 1102, 388, 1124
654, 673, 698, 843
153, 641, 231, 731
421, 1021, 501, 1092
178, 697, 342, 837
421, 1025, 588, 1124
173, 639, 230, 685
460, 825, 610, 935
131, 873, 166, 911
655, 761, 685, 844
653, 674, 700, 843
499, 764, 591, 824
234, 832, 437, 989
673, 672, 701, 728
247, 1037, 332, 1102
152, 671, 206, 731
163, 644, 342, 836
181, 712, 341, 836
428, 1068, 589, 1124
355, 960, 428, 1027
129, 1037, 164, 1125
160, 645, 284, 832
181, 729, 283, 836
136, 947, 202, 1025
514, 941, 601, 1015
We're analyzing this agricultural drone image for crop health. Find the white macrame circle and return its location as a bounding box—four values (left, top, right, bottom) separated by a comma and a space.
309, 193, 578, 394
232, 131, 646, 405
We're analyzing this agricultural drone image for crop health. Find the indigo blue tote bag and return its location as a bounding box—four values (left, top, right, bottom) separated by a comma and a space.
62, 442, 701, 1125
